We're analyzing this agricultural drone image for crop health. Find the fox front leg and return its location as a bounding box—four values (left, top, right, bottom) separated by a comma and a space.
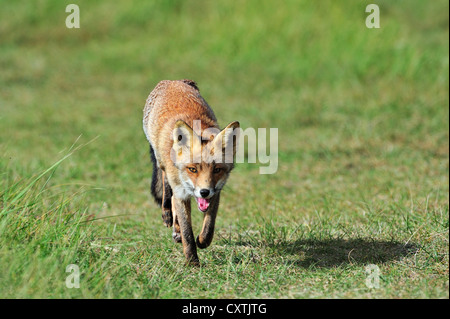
172, 211, 182, 243
172, 196, 200, 266
196, 193, 220, 249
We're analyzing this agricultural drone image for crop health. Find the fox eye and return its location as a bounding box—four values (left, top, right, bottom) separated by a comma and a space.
188, 167, 197, 173
213, 167, 221, 174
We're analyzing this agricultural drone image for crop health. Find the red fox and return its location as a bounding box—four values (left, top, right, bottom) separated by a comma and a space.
143, 80, 240, 266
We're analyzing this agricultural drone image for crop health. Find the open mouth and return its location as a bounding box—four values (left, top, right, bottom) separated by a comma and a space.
195, 197, 210, 212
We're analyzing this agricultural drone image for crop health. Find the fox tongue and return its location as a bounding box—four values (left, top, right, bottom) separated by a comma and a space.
197, 197, 210, 211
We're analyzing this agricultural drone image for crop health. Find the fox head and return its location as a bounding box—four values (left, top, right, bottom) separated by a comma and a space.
171, 120, 240, 212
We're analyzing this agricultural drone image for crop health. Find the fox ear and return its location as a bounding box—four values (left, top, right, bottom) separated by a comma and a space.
173, 120, 192, 145
173, 120, 201, 148
212, 121, 240, 162
172, 120, 200, 163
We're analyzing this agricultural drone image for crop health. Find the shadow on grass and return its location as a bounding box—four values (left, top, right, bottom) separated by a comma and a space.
270, 238, 419, 268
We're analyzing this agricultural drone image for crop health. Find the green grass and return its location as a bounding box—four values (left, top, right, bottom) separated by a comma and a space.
0, 0, 448, 298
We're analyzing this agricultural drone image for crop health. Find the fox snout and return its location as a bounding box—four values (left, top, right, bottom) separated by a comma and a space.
195, 187, 215, 199
199, 189, 210, 198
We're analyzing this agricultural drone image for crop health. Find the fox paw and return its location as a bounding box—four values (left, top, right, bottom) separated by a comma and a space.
196, 235, 211, 249
186, 257, 200, 267
172, 231, 182, 243
161, 209, 173, 227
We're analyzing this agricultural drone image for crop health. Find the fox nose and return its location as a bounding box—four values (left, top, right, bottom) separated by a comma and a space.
199, 189, 210, 198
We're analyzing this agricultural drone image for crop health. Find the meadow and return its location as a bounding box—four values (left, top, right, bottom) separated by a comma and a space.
0, 0, 448, 298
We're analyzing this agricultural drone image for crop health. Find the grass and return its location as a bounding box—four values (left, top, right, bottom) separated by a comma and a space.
0, 0, 448, 298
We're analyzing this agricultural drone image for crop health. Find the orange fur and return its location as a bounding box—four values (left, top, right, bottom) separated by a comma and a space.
143, 80, 239, 266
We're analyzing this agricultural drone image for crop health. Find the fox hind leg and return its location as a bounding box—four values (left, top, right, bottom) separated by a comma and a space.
172, 210, 182, 243
149, 145, 162, 205
161, 170, 173, 227
149, 145, 173, 227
